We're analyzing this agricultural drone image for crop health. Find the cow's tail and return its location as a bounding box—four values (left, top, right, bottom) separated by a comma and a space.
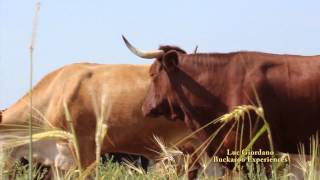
0, 109, 5, 123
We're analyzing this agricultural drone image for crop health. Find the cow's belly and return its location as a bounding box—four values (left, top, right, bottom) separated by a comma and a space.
101, 117, 193, 160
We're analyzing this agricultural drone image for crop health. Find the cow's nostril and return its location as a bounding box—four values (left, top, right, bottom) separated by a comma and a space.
142, 101, 160, 117
141, 105, 149, 117
148, 108, 160, 117
142, 105, 156, 117
171, 113, 178, 121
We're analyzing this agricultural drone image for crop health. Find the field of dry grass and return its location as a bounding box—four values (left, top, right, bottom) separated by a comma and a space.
0, 103, 319, 180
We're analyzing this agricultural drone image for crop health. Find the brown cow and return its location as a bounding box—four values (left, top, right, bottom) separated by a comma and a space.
122, 36, 320, 163
1, 63, 200, 173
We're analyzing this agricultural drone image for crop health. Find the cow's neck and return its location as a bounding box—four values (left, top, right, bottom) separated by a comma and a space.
169, 53, 234, 126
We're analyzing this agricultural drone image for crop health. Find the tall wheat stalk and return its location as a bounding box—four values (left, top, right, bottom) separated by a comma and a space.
94, 94, 111, 180
63, 102, 82, 172
28, 2, 40, 179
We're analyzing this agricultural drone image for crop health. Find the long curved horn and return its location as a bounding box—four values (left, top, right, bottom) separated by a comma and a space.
122, 35, 164, 59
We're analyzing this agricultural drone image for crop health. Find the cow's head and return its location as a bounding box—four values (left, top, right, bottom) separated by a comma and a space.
122, 36, 186, 121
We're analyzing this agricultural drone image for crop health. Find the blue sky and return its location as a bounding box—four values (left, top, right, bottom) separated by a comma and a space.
1, 0, 320, 109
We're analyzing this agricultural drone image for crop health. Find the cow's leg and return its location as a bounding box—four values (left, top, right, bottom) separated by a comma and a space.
177, 140, 200, 180
140, 156, 149, 172
71, 114, 97, 169
76, 137, 96, 169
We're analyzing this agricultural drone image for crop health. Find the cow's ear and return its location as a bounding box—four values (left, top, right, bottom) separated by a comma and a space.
162, 50, 179, 72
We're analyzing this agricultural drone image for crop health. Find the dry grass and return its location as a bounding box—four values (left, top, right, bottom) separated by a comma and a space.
0, 93, 319, 180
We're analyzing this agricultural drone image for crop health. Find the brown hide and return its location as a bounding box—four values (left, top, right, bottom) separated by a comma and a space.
142, 48, 320, 158
1, 63, 195, 168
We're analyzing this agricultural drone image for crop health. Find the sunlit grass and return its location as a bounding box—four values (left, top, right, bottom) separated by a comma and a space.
0, 123, 319, 179
1, 93, 319, 180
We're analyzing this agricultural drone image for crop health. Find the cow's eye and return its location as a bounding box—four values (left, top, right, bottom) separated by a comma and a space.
150, 66, 162, 79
